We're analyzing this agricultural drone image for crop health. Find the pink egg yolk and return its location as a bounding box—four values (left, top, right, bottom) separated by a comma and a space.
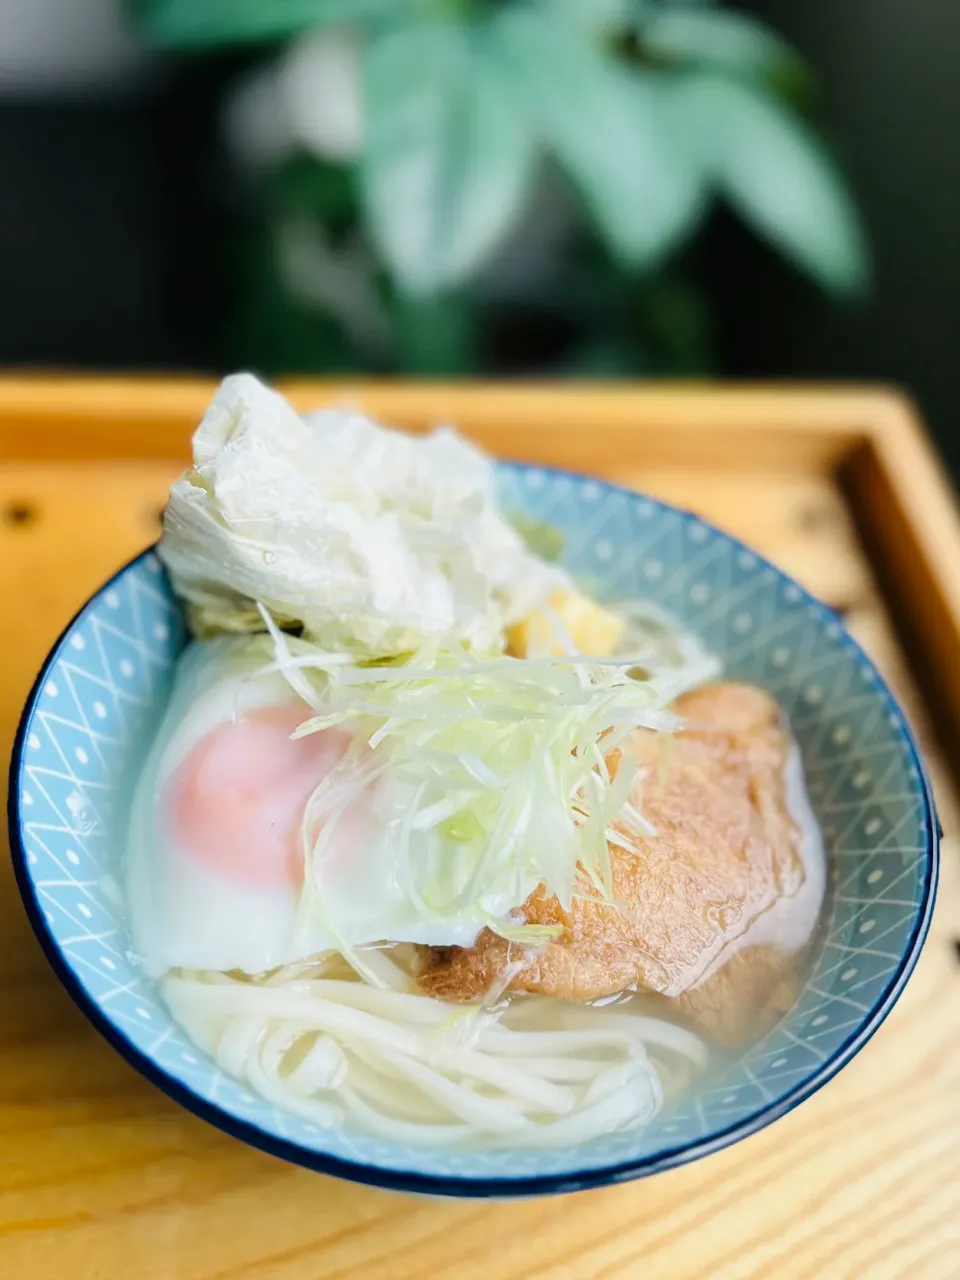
167, 704, 348, 888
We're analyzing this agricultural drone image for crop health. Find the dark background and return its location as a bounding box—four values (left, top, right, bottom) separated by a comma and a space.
1, 1, 958, 471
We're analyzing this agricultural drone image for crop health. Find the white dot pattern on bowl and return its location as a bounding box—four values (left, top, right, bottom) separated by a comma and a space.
11, 474, 933, 1189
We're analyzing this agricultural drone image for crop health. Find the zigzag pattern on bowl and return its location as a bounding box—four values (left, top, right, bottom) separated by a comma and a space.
12, 466, 934, 1186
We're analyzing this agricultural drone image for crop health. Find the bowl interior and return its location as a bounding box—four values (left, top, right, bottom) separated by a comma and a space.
10, 465, 936, 1195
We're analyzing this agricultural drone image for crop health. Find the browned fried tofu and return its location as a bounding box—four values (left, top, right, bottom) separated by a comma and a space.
418, 682, 812, 1045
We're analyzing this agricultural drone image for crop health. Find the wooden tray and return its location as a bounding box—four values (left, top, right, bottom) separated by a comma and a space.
2, 379, 959, 1280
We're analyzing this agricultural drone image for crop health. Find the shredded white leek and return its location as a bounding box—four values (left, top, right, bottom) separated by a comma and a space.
255, 605, 719, 961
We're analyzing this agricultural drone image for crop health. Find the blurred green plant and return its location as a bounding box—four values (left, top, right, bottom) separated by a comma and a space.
131, 0, 868, 375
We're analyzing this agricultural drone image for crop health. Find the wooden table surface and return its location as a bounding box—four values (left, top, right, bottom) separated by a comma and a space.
1, 381, 959, 1279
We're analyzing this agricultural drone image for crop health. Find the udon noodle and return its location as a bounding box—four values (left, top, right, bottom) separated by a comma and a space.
163, 952, 707, 1146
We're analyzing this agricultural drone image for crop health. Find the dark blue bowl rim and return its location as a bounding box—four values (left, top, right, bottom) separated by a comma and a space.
7, 465, 940, 1200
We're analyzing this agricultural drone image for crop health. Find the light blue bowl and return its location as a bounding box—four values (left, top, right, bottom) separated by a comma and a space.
8, 466, 938, 1198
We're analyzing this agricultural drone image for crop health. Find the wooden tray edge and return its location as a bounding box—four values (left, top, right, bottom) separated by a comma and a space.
841, 397, 960, 754
0, 377, 888, 468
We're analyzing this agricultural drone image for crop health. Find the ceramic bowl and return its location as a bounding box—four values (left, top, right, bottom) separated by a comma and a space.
8, 465, 938, 1198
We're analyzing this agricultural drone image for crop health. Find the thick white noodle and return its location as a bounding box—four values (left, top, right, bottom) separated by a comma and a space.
163, 968, 706, 1148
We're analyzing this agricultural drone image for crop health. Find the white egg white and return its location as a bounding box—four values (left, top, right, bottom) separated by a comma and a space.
126, 637, 524, 977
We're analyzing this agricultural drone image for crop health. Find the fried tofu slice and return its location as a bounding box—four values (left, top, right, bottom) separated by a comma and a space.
418, 682, 811, 1045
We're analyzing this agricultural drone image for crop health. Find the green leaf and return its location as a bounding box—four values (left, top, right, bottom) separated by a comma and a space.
264, 158, 358, 225
492, 10, 704, 268
227, 224, 371, 375
677, 76, 868, 294
130, 0, 405, 47
534, 0, 634, 34
361, 21, 537, 295
640, 8, 803, 81
391, 293, 480, 374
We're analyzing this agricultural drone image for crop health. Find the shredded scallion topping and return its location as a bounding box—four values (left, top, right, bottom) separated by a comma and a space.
255, 603, 719, 960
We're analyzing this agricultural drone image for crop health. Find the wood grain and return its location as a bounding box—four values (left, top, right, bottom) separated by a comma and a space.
1, 383, 959, 1280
